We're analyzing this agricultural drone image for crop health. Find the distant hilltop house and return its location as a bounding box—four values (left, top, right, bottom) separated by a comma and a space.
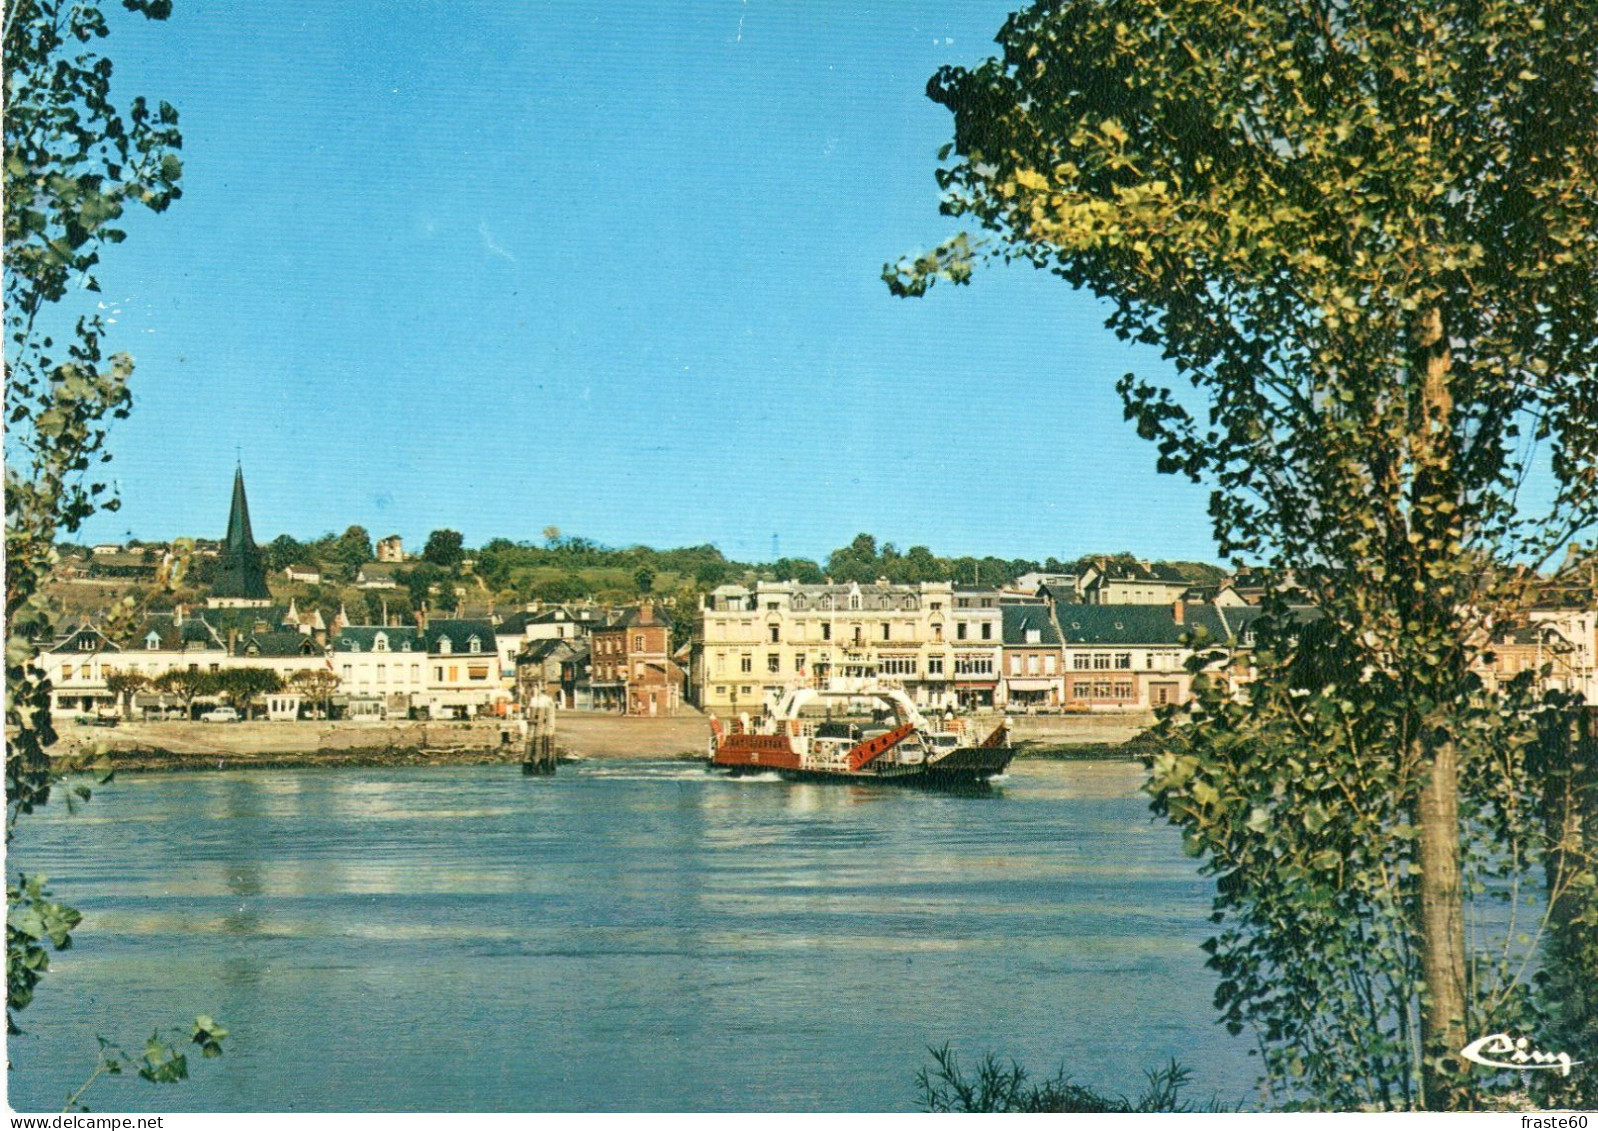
1077, 558, 1191, 605
86, 548, 159, 581
356, 562, 400, 590
284, 563, 322, 584
376, 535, 404, 563
1012, 571, 1079, 595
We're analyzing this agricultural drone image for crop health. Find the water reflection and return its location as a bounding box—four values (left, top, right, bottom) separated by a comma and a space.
7, 759, 1253, 1113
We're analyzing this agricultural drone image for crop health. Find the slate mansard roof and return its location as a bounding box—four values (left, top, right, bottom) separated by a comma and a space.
423, 619, 497, 655
1001, 604, 1062, 647
332, 626, 423, 654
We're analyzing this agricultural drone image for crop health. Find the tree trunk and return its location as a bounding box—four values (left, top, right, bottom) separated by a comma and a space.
1410, 307, 1470, 1109
1417, 735, 1469, 1108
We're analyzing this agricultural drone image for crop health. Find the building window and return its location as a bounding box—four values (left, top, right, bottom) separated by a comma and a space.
78, 636, 95, 651
1114, 653, 1132, 669
1093, 654, 1111, 670
1045, 655, 1057, 675
1010, 655, 1022, 675
1073, 655, 1090, 670
146, 632, 160, 650
822, 623, 831, 641
634, 634, 644, 651
767, 654, 780, 673
449, 665, 459, 681
1113, 680, 1134, 699
881, 656, 917, 676
468, 636, 482, 654
349, 641, 361, 653
61, 664, 73, 681
932, 623, 943, 641
402, 640, 412, 652
740, 654, 753, 673
850, 595, 860, 610
1028, 655, 1040, 675
438, 636, 452, 655
927, 656, 944, 675
954, 655, 994, 677
375, 633, 388, 652
769, 625, 780, 643
882, 624, 891, 641
981, 623, 992, 640
957, 623, 968, 641
377, 664, 386, 682
343, 664, 354, 681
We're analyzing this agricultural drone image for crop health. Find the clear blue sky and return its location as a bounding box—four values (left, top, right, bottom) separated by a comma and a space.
74, 1, 1222, 565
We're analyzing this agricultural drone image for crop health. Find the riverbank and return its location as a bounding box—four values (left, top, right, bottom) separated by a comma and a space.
45, 710, 1155, 773
51, 713, 716, 772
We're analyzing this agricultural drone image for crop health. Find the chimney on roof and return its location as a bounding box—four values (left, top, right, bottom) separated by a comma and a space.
639, 600, 654, 622
1173, 599, 1186, 625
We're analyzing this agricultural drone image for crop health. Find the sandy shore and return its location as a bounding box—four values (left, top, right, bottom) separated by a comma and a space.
44, 708, 1152, 773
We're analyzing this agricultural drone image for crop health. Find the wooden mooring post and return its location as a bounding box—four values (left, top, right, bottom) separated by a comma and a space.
522, 693, 557, 775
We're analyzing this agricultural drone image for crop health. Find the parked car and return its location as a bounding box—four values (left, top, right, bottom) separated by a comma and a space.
200, 706, 241, 723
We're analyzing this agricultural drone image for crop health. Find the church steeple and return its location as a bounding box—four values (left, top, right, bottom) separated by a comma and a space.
226, 464, 256, 553
210, 463, 271, 604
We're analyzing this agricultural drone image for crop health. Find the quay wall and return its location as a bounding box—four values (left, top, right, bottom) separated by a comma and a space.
44, 708, 1155, 772
50, 712, 718, 771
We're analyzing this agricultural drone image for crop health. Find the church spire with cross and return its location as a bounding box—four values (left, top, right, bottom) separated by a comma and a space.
210, 463, 272, 605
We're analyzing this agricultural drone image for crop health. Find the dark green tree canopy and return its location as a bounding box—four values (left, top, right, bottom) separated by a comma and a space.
422, 528, 464, 568
891, 0, 1598, 1110
890, 0, 1598, 572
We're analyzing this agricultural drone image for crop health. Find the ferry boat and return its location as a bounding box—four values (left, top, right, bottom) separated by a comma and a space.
707, 678, 1013, 787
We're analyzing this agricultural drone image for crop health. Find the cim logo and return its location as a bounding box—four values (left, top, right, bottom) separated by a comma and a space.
1461, 1033, 1582, 1077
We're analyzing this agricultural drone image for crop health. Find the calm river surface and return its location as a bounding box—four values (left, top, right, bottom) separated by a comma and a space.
7, 759, 1257, 1112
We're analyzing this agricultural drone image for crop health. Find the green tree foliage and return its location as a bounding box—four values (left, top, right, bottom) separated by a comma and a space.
822, 534, 1041, 588
528, 573, 587, 604
5, 0, 223, 1090
152, 666, 214, 716
768, 557, 824, 584
213, 667, 281, 717
634, 566, 655, 594
401, 561, 445, 610
101, 668, 146, 719
915, 1044, 1221, 1113
263, 533, 306, 573
5, 0, 183, 828
422, 528, 465, 568
289, 668, 338, 717
893, 0, 1598, 1110
361, 589, 409, 627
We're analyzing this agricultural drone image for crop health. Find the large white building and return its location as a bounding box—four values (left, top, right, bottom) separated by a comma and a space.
693, 580, 1006, 713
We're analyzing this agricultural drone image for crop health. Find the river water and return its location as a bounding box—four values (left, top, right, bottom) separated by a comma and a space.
6, 759, 1257, 1112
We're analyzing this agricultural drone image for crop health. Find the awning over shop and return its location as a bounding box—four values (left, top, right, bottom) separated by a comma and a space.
1005, 679, 1058, 691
